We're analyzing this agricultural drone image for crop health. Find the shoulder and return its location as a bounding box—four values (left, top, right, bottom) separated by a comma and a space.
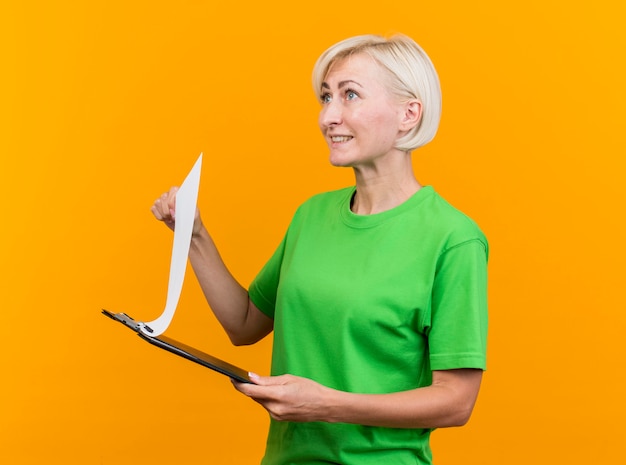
420, 187, 488, 254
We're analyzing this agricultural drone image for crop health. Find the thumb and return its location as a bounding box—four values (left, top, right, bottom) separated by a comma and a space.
248, 372, 287, 386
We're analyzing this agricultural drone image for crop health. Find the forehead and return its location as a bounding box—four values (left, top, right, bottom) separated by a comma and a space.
323, 53, 387, 86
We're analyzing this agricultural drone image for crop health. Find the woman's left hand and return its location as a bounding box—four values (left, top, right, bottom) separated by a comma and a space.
233, 369, 483, 428
232, 373, 332, 422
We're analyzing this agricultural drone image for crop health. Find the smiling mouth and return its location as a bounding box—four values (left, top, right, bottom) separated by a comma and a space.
331, 136, 353, 143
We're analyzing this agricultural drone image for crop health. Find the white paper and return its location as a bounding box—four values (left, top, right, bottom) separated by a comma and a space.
140, 153, 202, 336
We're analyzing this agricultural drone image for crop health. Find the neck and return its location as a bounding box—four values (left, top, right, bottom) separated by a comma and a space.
351, 155, 422, 215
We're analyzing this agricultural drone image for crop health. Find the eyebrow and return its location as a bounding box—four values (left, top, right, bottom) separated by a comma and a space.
321, 79, 363, 90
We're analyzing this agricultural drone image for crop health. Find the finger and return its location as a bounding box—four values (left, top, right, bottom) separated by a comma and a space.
233, 374, 294, 402
152, 190, 176, 220
151, 200, 168, 222
248, 373, 293, 386
161, 191, 174, 216
150, 203, 163, 220
231, 380, 264, 400
230, 378, 246, 392
166, 186, 179, 216
231, 378, 278, 401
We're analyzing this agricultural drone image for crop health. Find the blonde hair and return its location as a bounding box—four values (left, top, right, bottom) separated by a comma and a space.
312, 34, 442, 151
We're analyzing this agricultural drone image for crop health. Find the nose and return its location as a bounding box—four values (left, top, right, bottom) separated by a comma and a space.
319, 100, 342, 130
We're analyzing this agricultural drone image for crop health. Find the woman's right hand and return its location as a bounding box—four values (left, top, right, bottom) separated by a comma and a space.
151, 186, 274, 346
150, 186, 203, 235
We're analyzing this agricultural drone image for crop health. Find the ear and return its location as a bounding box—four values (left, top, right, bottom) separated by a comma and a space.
399, 99, 422, 131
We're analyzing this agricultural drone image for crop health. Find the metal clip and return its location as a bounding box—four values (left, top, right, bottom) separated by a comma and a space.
102, 309, 153, 333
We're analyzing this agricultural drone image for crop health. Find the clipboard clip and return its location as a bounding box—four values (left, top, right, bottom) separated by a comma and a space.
102, 309, 154, 334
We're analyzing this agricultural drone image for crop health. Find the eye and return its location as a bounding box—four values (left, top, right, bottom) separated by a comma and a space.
345, 89, 359, 101
320, 92, 332, 104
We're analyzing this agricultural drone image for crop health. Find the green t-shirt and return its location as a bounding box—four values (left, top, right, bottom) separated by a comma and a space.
249, 185, 488, 465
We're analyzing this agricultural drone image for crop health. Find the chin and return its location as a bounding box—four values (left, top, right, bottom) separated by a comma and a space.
329, 160, 354, 168
328, 154, 355, 168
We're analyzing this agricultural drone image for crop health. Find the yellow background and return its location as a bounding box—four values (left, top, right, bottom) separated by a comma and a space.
2, 0, 624, 463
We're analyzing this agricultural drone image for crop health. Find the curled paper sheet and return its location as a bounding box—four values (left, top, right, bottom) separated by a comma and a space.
140, 153, 203, 337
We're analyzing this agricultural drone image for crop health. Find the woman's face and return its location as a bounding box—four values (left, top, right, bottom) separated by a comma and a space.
318, 53, 409, 169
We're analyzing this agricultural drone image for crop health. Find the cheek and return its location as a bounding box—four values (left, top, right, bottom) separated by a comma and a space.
372, 108, 402, 134
354, 104, 388, 126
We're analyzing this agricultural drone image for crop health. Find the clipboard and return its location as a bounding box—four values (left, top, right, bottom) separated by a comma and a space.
102, 309, 252, 383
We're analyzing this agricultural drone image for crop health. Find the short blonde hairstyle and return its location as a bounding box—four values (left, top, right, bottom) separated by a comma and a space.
312, 34, 442, 151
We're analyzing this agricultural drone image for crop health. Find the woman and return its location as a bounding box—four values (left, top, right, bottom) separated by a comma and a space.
152, 34, 488, 465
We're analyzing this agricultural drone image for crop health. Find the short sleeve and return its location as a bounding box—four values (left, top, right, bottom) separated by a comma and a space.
248, 235, 287, 319
427, 239, 489, 370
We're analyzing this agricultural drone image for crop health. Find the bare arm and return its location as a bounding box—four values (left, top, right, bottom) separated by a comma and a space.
152, 187, 273, 346
234, 369, 482, 429
187, 225, 273, 345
